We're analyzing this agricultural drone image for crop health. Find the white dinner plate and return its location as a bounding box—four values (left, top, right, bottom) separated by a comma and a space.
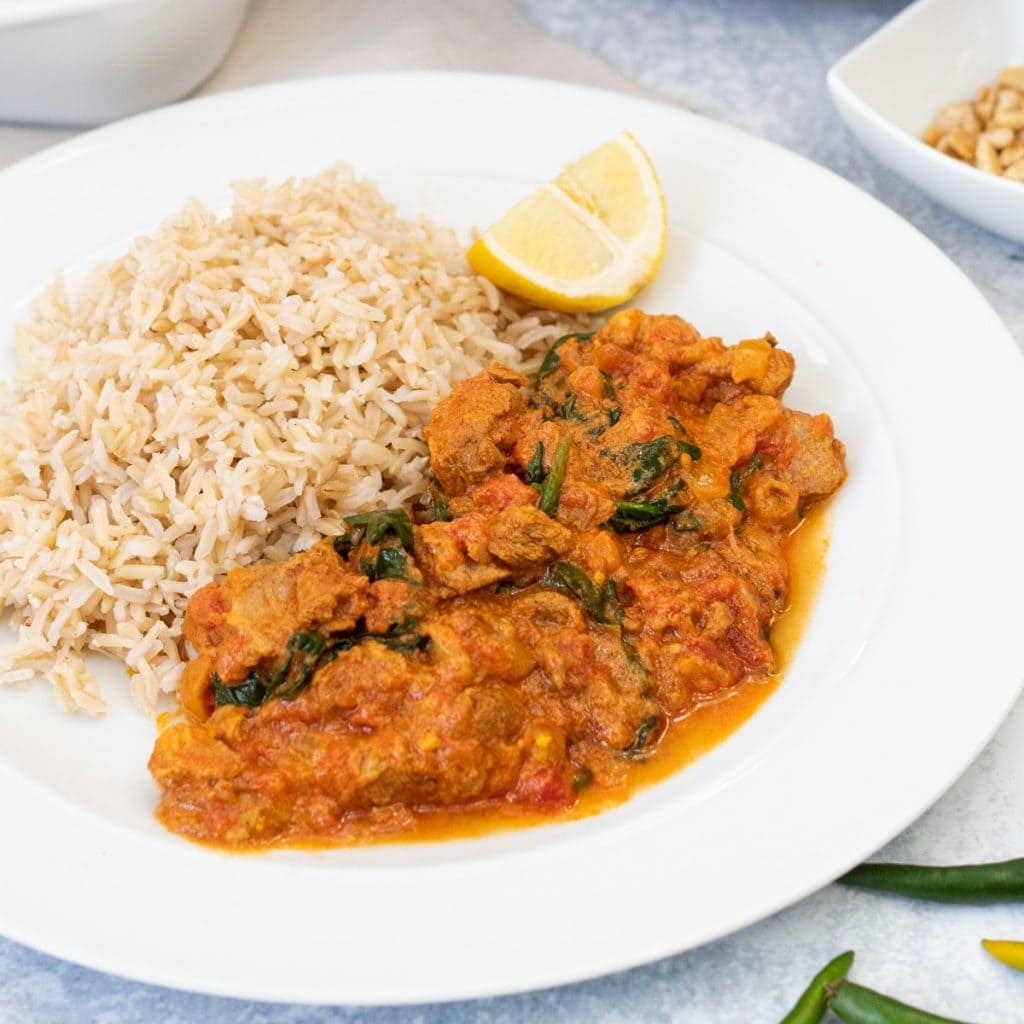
0, 73, 1022, 1006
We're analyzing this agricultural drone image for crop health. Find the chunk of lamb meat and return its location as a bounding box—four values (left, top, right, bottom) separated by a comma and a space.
415, 504, 572, 594
764, 410, 846, 502
415, 517, 511, 596
183, 544, 369, 686
424, 365, 527, 494
487, 505, 573, 566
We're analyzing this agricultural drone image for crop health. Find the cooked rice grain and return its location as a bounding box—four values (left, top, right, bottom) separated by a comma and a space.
0, 164, 591, 714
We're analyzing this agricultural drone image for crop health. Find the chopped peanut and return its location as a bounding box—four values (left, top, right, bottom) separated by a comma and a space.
932, 100, 974, 133
987, 127, 1016, 148
1000, 143, 1024, 167
994, 109, 1024, 130
923, 67, 1024, 183
998, 66, 1024, 92
976, 135, 1001, 174
996, 87, 1023, 112
947, 128, 977, 160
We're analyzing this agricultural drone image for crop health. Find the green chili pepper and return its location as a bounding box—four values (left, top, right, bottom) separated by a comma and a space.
538, 436, 571, 517
828, 980, 975, 1024
838, 857, 1024, 904
779, 951, 854, 1024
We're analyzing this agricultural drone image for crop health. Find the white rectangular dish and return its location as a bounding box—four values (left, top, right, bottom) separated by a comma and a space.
828, 0, 1024, 244
0, 0, 248, 125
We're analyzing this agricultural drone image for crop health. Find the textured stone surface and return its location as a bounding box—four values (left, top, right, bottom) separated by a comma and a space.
1, 1, 1022, 1020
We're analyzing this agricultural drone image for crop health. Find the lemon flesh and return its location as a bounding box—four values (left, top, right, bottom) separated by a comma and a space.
468, 132, 667, 313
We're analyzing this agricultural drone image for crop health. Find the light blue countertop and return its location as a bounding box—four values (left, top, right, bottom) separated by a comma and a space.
1, 1, 1022, 1021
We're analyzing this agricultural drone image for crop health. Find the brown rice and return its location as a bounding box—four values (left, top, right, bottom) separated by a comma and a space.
0, 164, 592, 714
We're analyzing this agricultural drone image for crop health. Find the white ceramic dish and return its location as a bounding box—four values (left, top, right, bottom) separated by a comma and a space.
0, 0, 248, 125
0, 73, 1022, 1005
828, 0, 1024, 244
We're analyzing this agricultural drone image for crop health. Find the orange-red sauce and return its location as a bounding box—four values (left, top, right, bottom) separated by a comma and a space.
150, 310, 845, 852
213, 505, 829, 852
352, 504, 829, 846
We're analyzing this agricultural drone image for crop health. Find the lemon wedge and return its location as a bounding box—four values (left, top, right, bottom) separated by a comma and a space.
468, 132, 667, 313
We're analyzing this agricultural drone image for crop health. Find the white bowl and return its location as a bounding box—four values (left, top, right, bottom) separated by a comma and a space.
0, 0, 249, 126
828, 0, 1024, 244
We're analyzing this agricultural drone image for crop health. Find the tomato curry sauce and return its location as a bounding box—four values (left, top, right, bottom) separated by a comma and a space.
149, 310, 846, 848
